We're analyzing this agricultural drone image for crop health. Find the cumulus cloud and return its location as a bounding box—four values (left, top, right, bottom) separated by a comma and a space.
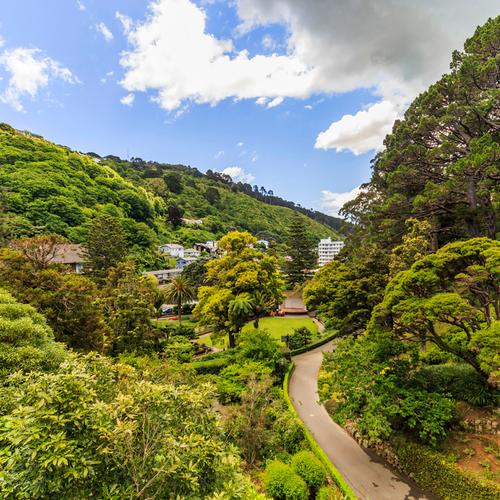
116, 12, 133, 34
117, 0, 496, 152
76, 0, 86, 11
0, 47, 77, 112
315, 100, 400, 155
321, 186, 362, 216
222, 166, 255, 183
261, 34, 276, 50
120, 93, 135, 106
96, 22, 114, 42
214, 150, 224, 159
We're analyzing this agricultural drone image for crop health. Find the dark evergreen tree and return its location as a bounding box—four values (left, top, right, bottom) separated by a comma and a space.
84, 214, 128, 282
284, 214, 317, 286
163, 172, 183, 194
167, 205, 184, 228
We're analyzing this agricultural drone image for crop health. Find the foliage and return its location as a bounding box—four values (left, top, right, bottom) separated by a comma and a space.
409, 363, 497, 407
163, 276, 196, 325
84, 213, 128, 281
263, 460, 309, 500
304, 243, 389, 334
161, 335, 194, 362
284, 214, 317, 286
291, 451, 326, 490
319, 335, 456, 445
316, 485, 342, 500
0, 288, 66, 381
395, 438, 500, 500
191, 354, 231, 374
182, 255, 213, 290
0, 353, 258, 499
100, 261, 157, 354
369, 238, 500, 385
194, 231, 285, 347
288, 327, 313, 350
0, 244, 109, 351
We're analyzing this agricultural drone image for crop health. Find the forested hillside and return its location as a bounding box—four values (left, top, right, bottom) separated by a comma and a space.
0, 123, 338, 249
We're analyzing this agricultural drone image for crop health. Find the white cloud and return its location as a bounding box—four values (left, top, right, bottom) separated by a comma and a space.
237, 141, 244, 147
267, 96, 283, 108
214, 150, 224, 159
304, 104, 312, 110
116, 12, 133, 34
120, 93, 135, 106
315, 100, 400, 155
222, 166, 255, 183
321, 186, 362, 216
96, 22, 114, 42
100, 70, 114, 84
76, 1, 86, 11
251, 152, 258, 162
0, 47, 77, 112
117, 0, 497, 153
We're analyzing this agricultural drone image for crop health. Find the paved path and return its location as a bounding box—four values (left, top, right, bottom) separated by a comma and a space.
289, 342, 432, 500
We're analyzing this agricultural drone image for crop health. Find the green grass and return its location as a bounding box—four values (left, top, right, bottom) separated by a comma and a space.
201, 317, 319, 348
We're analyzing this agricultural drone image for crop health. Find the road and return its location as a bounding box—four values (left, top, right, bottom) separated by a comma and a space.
288, 341, 432, 500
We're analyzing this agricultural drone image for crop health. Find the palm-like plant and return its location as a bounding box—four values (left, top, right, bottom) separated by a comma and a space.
164, 276, 196, 325
228, 294, 254, 347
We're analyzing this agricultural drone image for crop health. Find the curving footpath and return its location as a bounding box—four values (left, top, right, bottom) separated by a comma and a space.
288, 341, 432, 500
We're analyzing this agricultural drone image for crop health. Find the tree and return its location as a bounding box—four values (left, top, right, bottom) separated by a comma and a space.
100, 261, 157, 353
163, 172, 183, 194
167, 205, 183, 228
204, 187, 220, 205
0, 288, 66, 381
369, 238, 500, 387
84, 214, 128, 282
181, 256, 213, 291
194, 231, 284, 348
284, 214, 317, 286
163, 276, 195, 325
10, 234, 67, 270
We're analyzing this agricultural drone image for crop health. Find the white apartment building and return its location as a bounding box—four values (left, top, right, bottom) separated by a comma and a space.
318, 238, 344, 266
159, 243, 184, 258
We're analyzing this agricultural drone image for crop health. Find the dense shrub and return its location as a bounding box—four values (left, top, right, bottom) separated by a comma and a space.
291, 451, 326, 490
410, 363, 497, 406
395, 439, 500, 500
264, 460, 309, 500
269, 405, 306, 455
161, 335, 194, 362
316, 485, 341, 500
191, 355, 230, 374
287, 327, 313, 350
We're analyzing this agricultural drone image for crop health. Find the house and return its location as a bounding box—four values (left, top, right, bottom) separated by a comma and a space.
193, 240, 218, 255
159, 243, 184, 258
143, 268, 182, 285
175, 257, 198, 269
184, 248, 201, 258
51, 244, 85, 273
318, 238, 345, 266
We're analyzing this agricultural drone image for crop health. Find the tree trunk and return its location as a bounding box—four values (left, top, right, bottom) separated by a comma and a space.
228, 331, 235, 348
178, 298, 182, 325
253, 317, 259, 329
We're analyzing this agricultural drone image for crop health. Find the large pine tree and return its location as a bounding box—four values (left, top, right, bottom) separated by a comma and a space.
284, 214, 317, 286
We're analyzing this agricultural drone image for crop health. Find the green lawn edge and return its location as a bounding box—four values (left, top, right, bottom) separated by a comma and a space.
283, 363, 357, 499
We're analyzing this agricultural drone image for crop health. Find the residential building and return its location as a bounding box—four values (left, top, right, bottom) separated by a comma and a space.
143, 268, 182, 285
318, 238, 344, 266
184, 248, 201, 258
159, 243, 184, 258
175, 256, 198, 269
193, 240, 218, 254
51, 244, 85, 273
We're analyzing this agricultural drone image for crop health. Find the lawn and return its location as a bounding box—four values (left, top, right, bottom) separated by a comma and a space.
202, 316, 319, 348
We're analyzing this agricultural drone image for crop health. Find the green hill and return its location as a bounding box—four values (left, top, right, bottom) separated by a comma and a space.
0, 123, 339, 249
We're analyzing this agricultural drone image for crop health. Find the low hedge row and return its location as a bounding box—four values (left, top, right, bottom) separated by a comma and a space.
190, 356, 230, 374
283, 364, 356, 499
394, 439, 500, 500
287, 330, 338, 357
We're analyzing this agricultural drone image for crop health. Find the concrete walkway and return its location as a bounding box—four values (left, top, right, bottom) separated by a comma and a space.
289, 342, 432, 500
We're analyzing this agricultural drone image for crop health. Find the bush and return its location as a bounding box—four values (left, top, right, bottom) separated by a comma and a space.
287, 327, 313, 350
191, 355, 230, 374
410, 363, 497, 406
264, 460, 309, 500
316, 485, 341, 500
269, 406, 306, 455
291, 451, 326, 490
162, 335, 194, 362
395, 439, 500, 500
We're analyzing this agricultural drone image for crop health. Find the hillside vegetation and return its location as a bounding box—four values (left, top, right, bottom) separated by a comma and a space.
0, 124, 338, 249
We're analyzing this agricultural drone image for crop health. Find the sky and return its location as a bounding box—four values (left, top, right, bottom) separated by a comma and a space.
0, 0, 497, 216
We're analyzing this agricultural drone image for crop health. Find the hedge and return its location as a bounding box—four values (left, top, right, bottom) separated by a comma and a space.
287, 330, 338, 357
190, 356, 230, 374
394, 439, 500, 500
283, 364, 356, 499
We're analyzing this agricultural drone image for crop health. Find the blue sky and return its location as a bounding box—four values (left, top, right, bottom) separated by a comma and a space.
0, 0, 497, 215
